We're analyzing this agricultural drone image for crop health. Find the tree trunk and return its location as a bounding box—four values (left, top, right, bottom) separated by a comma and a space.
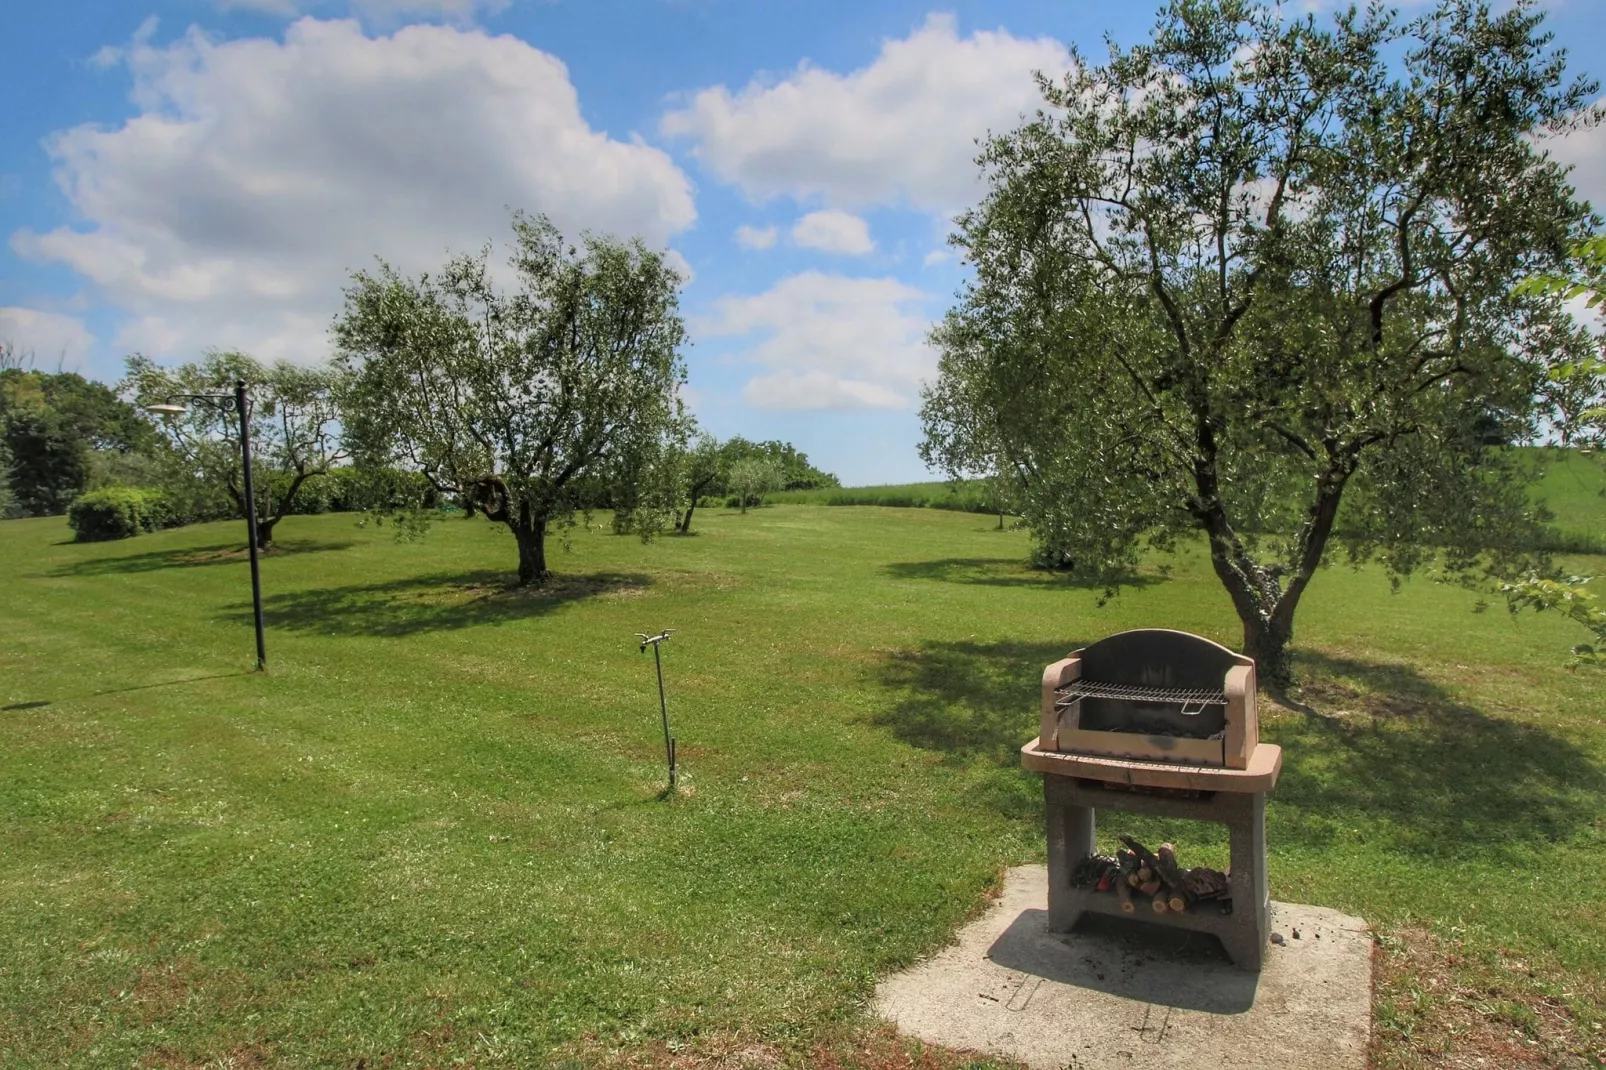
254, 517, 279, 551
1191, 451, 1352, 689
1242, 614, 1293, 686
679, 496, 698, 535
512, 517, 549, 586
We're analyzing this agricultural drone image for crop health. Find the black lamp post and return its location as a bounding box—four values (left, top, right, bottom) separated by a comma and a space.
147, 379, 267, 672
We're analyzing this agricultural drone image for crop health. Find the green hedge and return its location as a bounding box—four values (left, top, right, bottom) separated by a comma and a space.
67, 487, 182, 541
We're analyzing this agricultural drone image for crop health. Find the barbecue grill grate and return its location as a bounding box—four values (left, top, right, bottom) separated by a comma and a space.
1056, 680, 1228, 716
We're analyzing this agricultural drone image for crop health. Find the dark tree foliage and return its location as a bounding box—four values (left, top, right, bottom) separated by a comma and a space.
0, 366, 153, 516
719, 437, 839, 491
920, 0, 1598, 681
0, 407, 89, 516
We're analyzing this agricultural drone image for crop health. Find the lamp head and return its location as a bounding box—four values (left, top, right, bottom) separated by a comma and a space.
145, 402, 188, 417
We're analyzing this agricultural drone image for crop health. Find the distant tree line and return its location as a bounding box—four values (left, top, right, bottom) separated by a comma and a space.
0, 218, 839, 591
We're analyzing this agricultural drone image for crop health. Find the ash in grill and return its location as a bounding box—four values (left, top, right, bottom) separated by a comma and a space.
1022, 629, 1283, 970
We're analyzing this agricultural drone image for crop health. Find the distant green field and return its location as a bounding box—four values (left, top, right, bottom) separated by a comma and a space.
769, 480, 1001, 515
1530, 447, 1606, 552
1, 504, 1603, 1067
776, 447, 1606, 553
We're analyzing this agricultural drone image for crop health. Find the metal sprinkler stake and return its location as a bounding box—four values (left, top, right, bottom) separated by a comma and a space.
635, 630, 677, 791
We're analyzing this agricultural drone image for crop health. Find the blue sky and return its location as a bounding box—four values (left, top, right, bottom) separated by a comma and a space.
2, 0, 1603, 485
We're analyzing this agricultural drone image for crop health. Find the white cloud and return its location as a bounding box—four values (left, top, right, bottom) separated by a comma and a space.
88, 45, 126, 70
694, 272, 935, 411
922, 249, 952, 267
15, 17, 695, 364
790, 209, 873, 255
1545, 103, 1605, 213
663, 248, 696, 285
0, 308, 96, 367
660, 13, 1070, 213
734, 224, 778, 250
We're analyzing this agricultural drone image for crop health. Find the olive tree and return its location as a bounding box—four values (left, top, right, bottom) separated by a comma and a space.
123, 351, 347, 548
333, 213, 689, 586
727, 457, 781, 514
921, 0, 1597, 682
676, 433, 725, 534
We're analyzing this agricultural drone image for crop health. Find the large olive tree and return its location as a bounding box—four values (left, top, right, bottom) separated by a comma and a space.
333, 213, 689, 586
921, 0, 1598, 682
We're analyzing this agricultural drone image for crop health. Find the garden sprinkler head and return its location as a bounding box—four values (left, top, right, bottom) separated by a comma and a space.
635, 629, 673, 653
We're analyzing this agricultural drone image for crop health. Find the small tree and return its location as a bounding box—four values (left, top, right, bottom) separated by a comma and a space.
719, 436, 838, 490
122, 351, 348, 549
921, 0, 1596, 682
333, 212, 689, 586
727, 457, 782, 514
1519, 236, 1606, 452
678, 433, 724, 534
607, 435, 687, 538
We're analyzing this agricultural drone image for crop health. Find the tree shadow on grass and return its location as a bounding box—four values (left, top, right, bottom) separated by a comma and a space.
869, 638, 1082, 822
50, 539, 356, 577
870, 639, 1606, 862
1267, 650, 1606, 863
882, 557, 1160, 591
872, 638, 1083, 766
217, 569, 652, 638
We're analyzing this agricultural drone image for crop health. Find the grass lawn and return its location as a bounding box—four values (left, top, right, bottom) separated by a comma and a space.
1532, 448, 1606, 552
1, 504, 1603, 1068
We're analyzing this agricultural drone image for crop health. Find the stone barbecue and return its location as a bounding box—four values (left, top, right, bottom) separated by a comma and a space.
1020, 629, 1283, 969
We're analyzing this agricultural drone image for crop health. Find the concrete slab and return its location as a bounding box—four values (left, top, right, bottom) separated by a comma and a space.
875, 866, 1371, 1070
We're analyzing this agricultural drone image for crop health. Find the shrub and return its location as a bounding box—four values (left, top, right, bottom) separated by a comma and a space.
67, 487, 179, 541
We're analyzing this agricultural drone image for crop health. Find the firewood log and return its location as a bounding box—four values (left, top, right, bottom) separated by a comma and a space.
1119, 835, 1161, 874
1156, 843, 1186, 889
1139, 878, 1162, 897
1151, 892, 1169, 914
1167, 890, 1189, 914
1116, 879, 1135, 913
1136, 865, 1153, 884
1118, 850, 1140, 888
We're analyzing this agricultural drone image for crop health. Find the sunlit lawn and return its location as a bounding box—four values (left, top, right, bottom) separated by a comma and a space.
1, 503, 1602, 1067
